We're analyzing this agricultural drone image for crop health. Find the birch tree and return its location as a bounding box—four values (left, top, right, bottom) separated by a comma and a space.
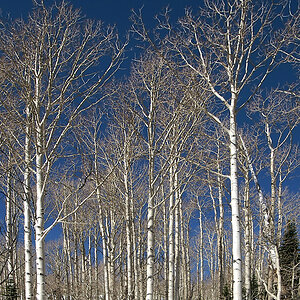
244, 89, 299, 299
0, 2, 126, 299
131, 1, 299, 298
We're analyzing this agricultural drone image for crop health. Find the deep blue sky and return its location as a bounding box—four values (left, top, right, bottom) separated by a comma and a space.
1, 0, 203, 28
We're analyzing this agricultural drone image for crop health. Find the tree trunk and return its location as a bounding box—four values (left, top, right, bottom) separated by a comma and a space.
35, 91, 46, 300
163, 185, 169, 300
98, 203, 110, 300
130, 194, 139, 300
24, 103, 33, 300
146, 98, 155, 300
63, 218, 71, 300
168, 165, 175, 300
124, 143, 133, 299
244, 170, 251, 300
229, 106, 242, 300
6, 167, 13, 279
174, 172, 180, 300
198, 199, 204, 300
35, 150, 45, 300
218, 173, 224, 300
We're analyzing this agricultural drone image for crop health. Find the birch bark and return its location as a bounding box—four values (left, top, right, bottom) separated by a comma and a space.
168, 164, 175, 300
24, 105, 33, 300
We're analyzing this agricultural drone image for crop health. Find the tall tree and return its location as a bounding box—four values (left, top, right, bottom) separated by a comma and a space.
0, 2, 126, 299
131, 1, 299, 298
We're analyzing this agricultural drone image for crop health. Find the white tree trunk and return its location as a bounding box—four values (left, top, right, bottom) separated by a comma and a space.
94, 234, 99, 300
218, 174, 224, 300
97, 196, 110, 300
168, 165, 175, 300
34, 70, 46, 300
137, 214, 144, 299
163, 189, 169, 300
124, 144, 133, 299
88, 233, 92, 298
130, 196, 139, 300
229, 107, 243, 300
174, 172, 180, 300
198, 199, 204, 299
35, 151, 45, 300
63, 218, 71, 300
240, 135, 280, 298
24, 104, 33, 300
179, 197, 188, 300
146, 98, 155, 300
81, 238, 86, 293
244, 171, 251, 300
146, 181, 154, 300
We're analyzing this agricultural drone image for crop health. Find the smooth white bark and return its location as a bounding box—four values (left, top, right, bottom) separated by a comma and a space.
174, 172, 180, 300
123, 142, 133, 299
244, 170, 251, 300
168, 165, 175, 300
229, 106, 243, 300
24, 105, 33, 300
146, 88, 155, 300
34, 73, 46, 300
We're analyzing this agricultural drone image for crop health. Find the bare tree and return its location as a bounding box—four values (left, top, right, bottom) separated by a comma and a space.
244, 89, 299, 299
131, 1, 298, 298
0, 1, 126, 299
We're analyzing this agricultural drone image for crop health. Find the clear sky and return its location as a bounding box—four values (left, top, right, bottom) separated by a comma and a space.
1, 0, 203, 27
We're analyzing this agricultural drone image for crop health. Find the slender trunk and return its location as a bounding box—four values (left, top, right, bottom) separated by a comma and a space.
163, 185, 169, 300
240, 135, 278, 297
179, 197, 188, 300
218, 174, 224, 300
244, 170, 251, 300
174, 176, 180, 300
94, 132, 110, 300
209, 172, 220, 299
35, 98, 46, 300
130, 194, 139, 300
107, 211, 115, 299
68, 229, 73, 294
35, 150, 45, 300
6, 167, 13, 279
146, 186, 154, 300
168, 164, 175, 300
124, 143, 133, 299
229, 106, 242, 300
277, 174, 283, 244
74, 232, 80, 297
137, 213, 144, 299
81, 237, 86, 294
88, 233, 92, 298
94, 235, 99, 300
63, 218, 70, 300
186, 219, 191, 299
99, 205, 109, 300
275, 247, 281, 300
24, 103, 32, 300
198, 200, 204, 299
146, 100, 155, 300
267, 125, 276, 300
